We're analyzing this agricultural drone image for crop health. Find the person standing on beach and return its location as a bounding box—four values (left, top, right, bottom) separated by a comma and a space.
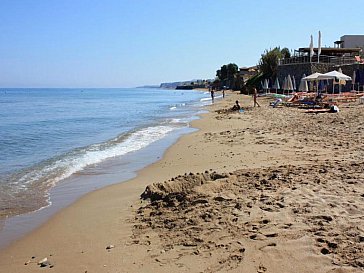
211, 90, 215, 103
253, 87, 260, 107
222, 89, 225, 98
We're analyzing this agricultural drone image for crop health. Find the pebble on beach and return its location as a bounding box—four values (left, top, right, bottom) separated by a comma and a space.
106, 244, 115, 250
38, 257, 51, 267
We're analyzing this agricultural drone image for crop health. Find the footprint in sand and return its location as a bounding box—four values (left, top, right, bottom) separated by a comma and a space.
257, 263, 267, 272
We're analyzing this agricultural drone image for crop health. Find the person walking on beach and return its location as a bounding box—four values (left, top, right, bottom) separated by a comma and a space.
253, 87, 260, 107
211, 90, 215, 103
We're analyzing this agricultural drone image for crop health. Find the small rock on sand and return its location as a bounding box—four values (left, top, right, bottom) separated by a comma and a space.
38, 257, 50, 267
106, 245, 115, 250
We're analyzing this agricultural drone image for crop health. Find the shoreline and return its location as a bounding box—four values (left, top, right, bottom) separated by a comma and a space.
0, 87, 207, 223
0, 92, 363, 272
0, 126, 197, 249
0, 93, 225, 270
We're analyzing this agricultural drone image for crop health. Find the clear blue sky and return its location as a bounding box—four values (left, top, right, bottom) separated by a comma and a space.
0, 0, 362, 87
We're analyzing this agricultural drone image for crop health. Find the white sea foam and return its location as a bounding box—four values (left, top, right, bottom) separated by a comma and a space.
169, 117, 193, 124
13, 125, 176, 192
169, 102, 186, 110
170, 118, 183, 123
200, 94, 223, 102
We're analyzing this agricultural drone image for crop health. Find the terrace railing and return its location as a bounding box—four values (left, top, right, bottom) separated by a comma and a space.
279, 55, 356, 66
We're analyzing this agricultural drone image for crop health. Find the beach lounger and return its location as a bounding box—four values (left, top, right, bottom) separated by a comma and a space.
305, 109, 330, 114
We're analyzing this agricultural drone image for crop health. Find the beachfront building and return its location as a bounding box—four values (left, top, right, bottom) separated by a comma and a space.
340, 35, 364, 49
239, 66, 258, 83
277, 36, 364, 92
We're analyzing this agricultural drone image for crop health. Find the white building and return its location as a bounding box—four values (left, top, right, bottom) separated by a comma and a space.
340, 35, 364, 48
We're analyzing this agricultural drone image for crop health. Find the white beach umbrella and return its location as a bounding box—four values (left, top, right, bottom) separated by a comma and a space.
262, 79, 266, 93
302, 72, 323, 93
282, 77, 287, 92
317, 70, 351, 81
318, 31, 322, 63
273, 78, 280, 93
302, 72, 323, 81
287, 75, 294, 93
264, 79, 269, 93
317, 70, 352, 93
298, 75, 309, 92
292, 75, 297, 91
310, 35, 314, 62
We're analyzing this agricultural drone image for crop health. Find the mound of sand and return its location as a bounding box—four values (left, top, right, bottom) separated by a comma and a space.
140, 171, 229, 203
134, 161, 364, 272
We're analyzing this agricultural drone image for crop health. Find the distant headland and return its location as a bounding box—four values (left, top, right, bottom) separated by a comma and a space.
137, 79, 213, 90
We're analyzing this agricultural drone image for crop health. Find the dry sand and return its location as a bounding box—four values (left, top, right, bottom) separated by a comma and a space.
0, 91, 363, 273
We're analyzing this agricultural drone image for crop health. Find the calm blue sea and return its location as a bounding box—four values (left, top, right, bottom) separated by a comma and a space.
0, 88, 211, 218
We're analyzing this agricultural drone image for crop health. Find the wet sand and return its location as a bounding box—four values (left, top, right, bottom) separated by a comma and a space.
0, 91, 363, 272
0, 126, 194, 249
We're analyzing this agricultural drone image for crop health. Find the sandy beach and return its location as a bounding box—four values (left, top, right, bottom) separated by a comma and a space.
0, 91, 363, 273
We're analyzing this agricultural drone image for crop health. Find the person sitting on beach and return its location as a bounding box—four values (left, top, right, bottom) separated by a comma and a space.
315, 91, 323, 104
231, 100, 241, 111
271, 98, 282, 108
287, 92, 299, 103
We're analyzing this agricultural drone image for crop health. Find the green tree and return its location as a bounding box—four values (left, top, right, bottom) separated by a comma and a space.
281, 47, 291, 59
258, 47, 283, 80
216, 63, 239, 89
216, 65, 227, 81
